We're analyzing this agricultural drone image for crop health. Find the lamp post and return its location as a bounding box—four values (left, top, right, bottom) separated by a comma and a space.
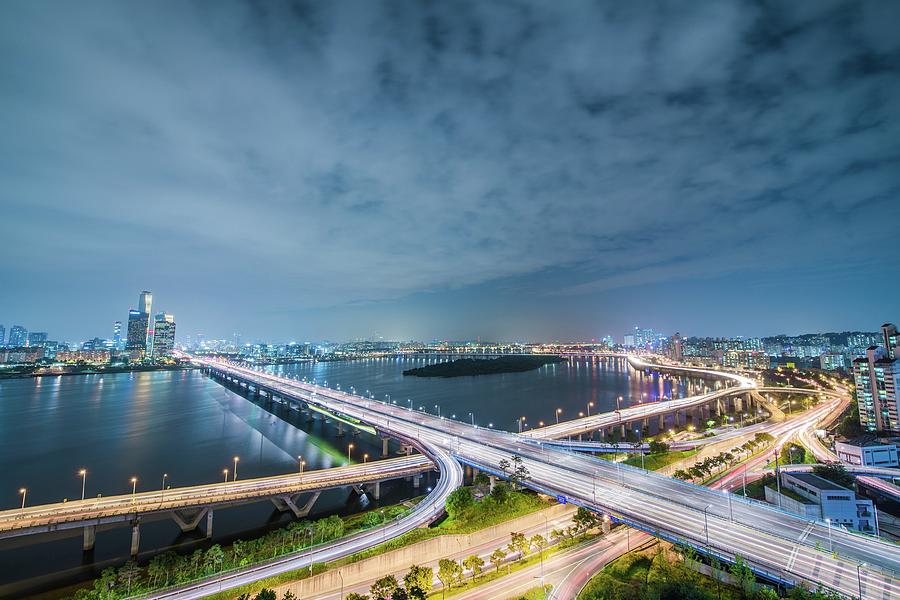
130, 477, 138, 505
703, 504, 712, 547
161, 473, 168, 501
233, 456, 240, 482
347, 443, 354, 463
363, 453, 369, 465
635, 429, 644, 470
469, 412, 475, 427
857, 562, 866, 600
407, 399, 412, 411
18, 488, 26, 513
587, 401, 594, 417
79, 469, 87, 501
434, 404, 441, 418
555, 408, 562, 425
826, 518, 833, 551
223, 469, 229, 483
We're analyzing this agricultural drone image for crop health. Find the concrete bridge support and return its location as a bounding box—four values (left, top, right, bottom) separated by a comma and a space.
130, 520, 140, 557
489, 475, 497, 493
368, 481, 381, 501
337, 422, 345, 437
412, 475, 421, 489
206, 509, 214, 539
658, 414, 666, 432
171, 507, 210, 533
381, 437, 390, 458
271, 491, 321, 518
83, 525, 96, 551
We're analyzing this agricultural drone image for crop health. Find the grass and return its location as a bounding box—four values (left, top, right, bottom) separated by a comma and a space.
578, 543, 743, 600
622, 449, 698, 471
205, 488, 552, 599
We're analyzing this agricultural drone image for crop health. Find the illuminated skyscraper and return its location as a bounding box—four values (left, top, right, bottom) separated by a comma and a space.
113, 321, 122, 349
126, 310, 149, 356
0, 324, 5, 347
853, 325, 900, 435
7, 325, 27, 347
151, 313, 176, 357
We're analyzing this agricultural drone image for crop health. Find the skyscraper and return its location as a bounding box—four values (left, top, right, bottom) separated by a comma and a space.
151, 313, 176, 357
125, 291, 153, 358
27, 332, 48, 345
7, 325, 27, 347
852, 323, 900, 435
113, 321, 122, 349
140, 291, 153, 352
0, 324, 5, 347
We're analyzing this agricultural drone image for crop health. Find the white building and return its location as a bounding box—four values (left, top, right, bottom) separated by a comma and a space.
835, 437, 899, 468
765, 472, 877, 533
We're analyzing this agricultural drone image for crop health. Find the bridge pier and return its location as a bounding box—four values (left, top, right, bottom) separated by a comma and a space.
337, 422, 344, 437
413, 475, 421, 489
206, 509, 214, 539
381, 437, 390, 458
82, 525, 96, 551
370, 481, 381, 501
130, 520, 140, 557
171, 507, 210, 533
658, 414, 665, 432
271, 491, 321, 518
489, 475, 497, 492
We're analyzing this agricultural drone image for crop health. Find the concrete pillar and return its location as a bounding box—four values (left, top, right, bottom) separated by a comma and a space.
130, 521, 140, 557
642, 418, 650, 433
658, 414, 665, 431
578, 433, 583, 442
337, 422, 344, 437
382, 437, 390, 458
601, 518, 611, 534
619, 424, 626, 438
372, 481, 381, 501
489, 475, 497, 493
206, 509, 214, 539
83, 525, 96, 551
413, 475, 421, 489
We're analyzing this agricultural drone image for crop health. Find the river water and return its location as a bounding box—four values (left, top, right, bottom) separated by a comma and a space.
0, 356, 711, 596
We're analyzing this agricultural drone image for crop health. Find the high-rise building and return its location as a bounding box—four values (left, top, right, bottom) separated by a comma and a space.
113, 321, 122, 349
126, 309, 150, 356
820, 352, 845, 371
883, 323, 899, 360
152, 313, 176, 357
852, 325, 900, 434
139, 291, 153, 315
7, 325, 27, 347
0, 324, 5, 347
27, 332, 48, 345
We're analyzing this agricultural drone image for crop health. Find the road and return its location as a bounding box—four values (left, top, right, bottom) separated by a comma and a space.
181, 360, 900, 600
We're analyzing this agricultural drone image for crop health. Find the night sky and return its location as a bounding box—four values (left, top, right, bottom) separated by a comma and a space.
2, 1, 899, 342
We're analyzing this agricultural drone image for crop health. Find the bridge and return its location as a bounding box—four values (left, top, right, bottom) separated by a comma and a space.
0, 454, 434, 555
163, 359, 900, 600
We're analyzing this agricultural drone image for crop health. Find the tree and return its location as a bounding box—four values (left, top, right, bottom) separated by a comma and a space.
509, 531, 529, 560
491, 481, 511, 504
254, 590, 277, 600
730, 554, 755, 598
437, 559, 463, 593
445, 487, 474, 519
490, 547, 507, 573
463, 554, 485, 581
530, 534, 547, 557
572, 507, 599, 533
550, 528, 565, 541
345, 594, 369, 600
511, 455, 530, 488
203, 544, 224, 574
403, 564, 433, 596
812, 464, 855, 489
281, 592, 297, 600
370, 575, 400, 600
473, 471, 490, 488
315, 514, 345, 541
117, 561, 142, 596
498, 458, 511, 476
649, 440, 670, 454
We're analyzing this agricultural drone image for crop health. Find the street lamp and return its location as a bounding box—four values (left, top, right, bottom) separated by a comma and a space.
434, 404, 441, 418
130, 477, 138, 504
18, 488, 26, 512
703, 504, 712, 547
587, 401, 594, 417
363, 453, 369, 464
78, 469, 87, 501
223, 469, 229, 483
469, 412, 475, 427
857, 562, 866, 600
555, 408, 562, 425
161, 473, 168, 501
233, 456, 240, 481
826, 518, 833, 551
347, 443, 354, 463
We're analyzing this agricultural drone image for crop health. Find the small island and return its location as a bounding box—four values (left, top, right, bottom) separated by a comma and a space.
403, 355, 565, 378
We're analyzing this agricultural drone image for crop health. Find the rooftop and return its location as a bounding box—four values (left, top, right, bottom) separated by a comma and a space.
784, 472, 848, 492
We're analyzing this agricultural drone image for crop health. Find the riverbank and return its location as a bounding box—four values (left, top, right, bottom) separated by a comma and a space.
0, 364, 195, 379
403, 356, 565, 378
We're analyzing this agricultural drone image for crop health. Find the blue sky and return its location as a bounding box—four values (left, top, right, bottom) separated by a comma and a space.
1, 1, 899, 342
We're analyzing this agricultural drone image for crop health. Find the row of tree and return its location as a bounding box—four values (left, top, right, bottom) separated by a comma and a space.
672, 432, 774, 481
68, 513, 349, 599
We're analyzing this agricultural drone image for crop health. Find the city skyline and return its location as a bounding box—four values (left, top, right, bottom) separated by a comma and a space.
2, 1, 899, 341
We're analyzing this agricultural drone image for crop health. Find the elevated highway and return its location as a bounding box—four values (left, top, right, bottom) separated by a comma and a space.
0, 454, 434, 554
179, 360, 900, 600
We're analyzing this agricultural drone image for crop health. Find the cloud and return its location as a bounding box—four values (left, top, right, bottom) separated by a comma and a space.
0, 0, 898, 339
